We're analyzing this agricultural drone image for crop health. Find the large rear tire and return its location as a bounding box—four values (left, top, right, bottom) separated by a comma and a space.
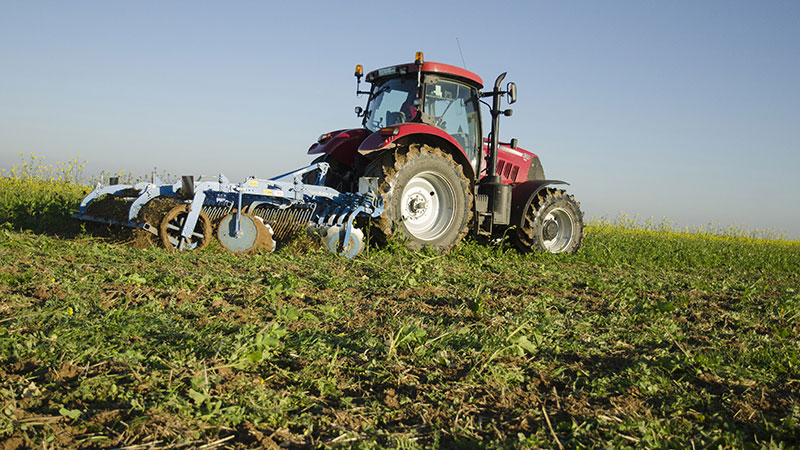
365, 144, 472, 251
513, 188, 583, 254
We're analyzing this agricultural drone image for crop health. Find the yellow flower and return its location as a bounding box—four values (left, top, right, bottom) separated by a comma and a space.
66, 307, 74, 315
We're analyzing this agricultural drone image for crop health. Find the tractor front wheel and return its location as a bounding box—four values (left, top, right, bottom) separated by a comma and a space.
366, 144, 472, 251
513, 188, 584, 254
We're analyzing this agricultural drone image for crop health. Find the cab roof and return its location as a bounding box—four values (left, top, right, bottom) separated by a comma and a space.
366, 61, 484, 89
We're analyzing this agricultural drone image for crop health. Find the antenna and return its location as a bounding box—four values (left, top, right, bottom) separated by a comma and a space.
456, 37, 467, 69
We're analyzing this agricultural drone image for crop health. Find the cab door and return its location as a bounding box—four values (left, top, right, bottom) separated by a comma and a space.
423, 78, 482, 170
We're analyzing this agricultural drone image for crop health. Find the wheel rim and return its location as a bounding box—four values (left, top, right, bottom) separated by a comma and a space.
400, 171, 456, 241
541, 207, 575, 253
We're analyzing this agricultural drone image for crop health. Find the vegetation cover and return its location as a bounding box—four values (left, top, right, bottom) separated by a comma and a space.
1, 157, 799, 449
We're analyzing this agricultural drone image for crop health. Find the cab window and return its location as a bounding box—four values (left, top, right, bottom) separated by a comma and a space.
423, 80, 481, 166
363, 77, 418, 132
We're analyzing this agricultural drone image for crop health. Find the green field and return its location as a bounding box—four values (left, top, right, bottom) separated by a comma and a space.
1, 173, 799, 449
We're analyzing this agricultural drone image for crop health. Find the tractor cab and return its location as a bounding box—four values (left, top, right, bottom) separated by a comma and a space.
358, 55, 484, 169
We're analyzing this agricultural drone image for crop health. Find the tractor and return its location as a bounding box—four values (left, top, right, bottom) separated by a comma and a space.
307, 52, 584, 253
72, 52, 582, 257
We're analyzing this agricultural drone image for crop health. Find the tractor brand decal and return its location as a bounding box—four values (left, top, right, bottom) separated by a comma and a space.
248, 179, 259, 187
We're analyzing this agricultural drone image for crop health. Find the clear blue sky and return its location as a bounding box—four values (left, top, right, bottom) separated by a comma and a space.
2, 1, 799, 237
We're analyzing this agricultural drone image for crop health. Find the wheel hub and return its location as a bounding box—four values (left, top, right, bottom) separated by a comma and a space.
543, 219, 559, 241
407, 194, 428, 219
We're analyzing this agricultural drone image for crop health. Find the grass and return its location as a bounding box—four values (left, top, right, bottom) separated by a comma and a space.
1, 161, 799, 449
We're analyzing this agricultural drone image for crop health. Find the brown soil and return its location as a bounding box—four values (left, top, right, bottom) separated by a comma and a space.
84, 195, 133, 222
49, 361, 81, 382
82, 196, 179, 248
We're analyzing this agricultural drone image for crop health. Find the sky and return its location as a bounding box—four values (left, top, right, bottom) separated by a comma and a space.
2, 1, 799, 238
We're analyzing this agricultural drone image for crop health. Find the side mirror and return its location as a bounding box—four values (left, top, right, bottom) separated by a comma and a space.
354, 106, 364, 117
507, 82, 517, 104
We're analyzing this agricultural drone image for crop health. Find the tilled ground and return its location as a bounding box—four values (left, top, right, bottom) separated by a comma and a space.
0, 227, 798, 449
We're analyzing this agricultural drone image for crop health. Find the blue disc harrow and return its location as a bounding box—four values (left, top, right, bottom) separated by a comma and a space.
72, 162, 383, 258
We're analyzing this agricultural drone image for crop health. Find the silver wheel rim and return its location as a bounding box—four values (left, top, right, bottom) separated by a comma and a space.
542, 207, 575, 253
400, 171, 456, 241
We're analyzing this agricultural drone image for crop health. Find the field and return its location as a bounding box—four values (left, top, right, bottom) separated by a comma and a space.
1, 169, 799, 449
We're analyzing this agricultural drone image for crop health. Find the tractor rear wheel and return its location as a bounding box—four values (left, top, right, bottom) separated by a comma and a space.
365, 144, 472, 251
513, 188, 583, 254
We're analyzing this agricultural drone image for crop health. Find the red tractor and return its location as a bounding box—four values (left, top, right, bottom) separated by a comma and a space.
307, 52, 583, 253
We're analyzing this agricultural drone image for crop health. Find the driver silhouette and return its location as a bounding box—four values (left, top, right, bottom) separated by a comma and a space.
400, 89, 419, 122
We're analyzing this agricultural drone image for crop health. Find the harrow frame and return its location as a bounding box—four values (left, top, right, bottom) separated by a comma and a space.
72, 162, 383, 257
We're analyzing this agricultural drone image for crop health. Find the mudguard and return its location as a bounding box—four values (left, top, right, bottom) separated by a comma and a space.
509, 179, 569, 228
357, 123, 466, 156
307, 128, 369, 167
358, 123, 475, 180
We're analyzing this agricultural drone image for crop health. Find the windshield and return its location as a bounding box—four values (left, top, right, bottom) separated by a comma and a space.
363, 77, 418, 132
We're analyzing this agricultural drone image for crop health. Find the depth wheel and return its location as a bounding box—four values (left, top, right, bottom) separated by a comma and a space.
364, 144, 472, 252
322, 226, 365, 258
159, 204, 212, 251
513, 188, 584, 254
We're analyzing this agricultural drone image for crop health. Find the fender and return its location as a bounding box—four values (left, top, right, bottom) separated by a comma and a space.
509, 179, 569, 228
358, 123, 466, 156
307, 128, 369, 167
358, 123, 475, 179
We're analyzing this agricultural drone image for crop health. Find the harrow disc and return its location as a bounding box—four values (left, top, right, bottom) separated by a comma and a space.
217, 213, 276, 253
322, 226, 365, 258
253, 216, 276, 253
159, 204, 212, 251
217, 213, 256, 253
